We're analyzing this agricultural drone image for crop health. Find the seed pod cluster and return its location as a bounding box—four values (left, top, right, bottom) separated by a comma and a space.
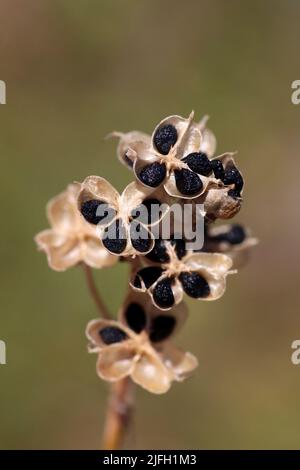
35, 111, 256, 394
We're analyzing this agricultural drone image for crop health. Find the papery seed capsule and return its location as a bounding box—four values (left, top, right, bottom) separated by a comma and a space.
130, 221, 152, 253
174, 168, 203, 196
80, 199, 112, 225
134, 266, 163, 289
182, 152, 212, 176
138, 162, 166, 187
179, 271, 210, 298
154, 124, 178, 155
222, 167, 244, 192
149, 315, 176, 342
102, 219, 127, 254
211, 159, 225, 180
146, 239, 170, 263
153, 277, 175, 309
124, 302, 147, 333
100, 326, 128, 344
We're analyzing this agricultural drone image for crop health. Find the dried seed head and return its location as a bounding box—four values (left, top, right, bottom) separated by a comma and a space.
152, 277, 175, 309
153, 124, 178, 155
179, 271, 210, 298
100, 326, 128, 345
138, 161, 167, 187
211, 158, 225, 180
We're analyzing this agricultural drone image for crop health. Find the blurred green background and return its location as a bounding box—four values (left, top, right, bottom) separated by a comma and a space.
0, 0, 300, 449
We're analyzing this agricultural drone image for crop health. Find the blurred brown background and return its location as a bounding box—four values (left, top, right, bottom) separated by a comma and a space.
0, 0, 300, 449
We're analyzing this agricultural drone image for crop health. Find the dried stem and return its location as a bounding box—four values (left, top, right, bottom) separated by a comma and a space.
82, 263, 111, 319
102, 377, 135, 450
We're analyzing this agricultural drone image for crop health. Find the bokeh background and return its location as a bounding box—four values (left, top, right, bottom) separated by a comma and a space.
0, 0, 300, 449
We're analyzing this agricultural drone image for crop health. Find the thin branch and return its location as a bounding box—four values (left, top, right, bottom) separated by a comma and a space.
82, 263, 111, 319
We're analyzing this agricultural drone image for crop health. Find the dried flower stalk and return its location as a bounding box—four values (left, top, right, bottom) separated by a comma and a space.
35, 111, 256, 449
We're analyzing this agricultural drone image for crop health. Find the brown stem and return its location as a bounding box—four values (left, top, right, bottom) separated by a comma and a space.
82, 263, 111, 319
102, 377, 134, 450
101, 261, 139, 450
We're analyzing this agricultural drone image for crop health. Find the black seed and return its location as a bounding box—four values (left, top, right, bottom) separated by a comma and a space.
138, 162, 166, 187
146, 239, 170, 263
132, 198, 161, 224
124, 153, 134, 168
222, 167, 244, 192
211, 159, 225, 180
228, 188, 241, 199
153, 124, 178, 155
182, 152, 212, 176
135, 266, 163, 289
174, 168, 203, 196
171, 238, 186, 260
213, 224, 246, 245
99, 326, 128, 345
153, 277, 175, 309
179, 271, 210, 298
150, 315, 176, 343
130, 221, 152, 253
124, 302, 147, 333
102, 219, 127, 254
81, 199, 112, 225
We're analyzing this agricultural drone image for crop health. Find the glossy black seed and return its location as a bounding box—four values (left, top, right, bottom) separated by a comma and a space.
171, 238, 186, 260
81, 199, 111, 225
138, 162, 166, 187
214, 224, 246, 245
134, 266, 163, 289
179, 271, 210, 298
211, 159, 225, 180
182, 152, 212, 176
132, 198, 161, 224
228, 188, 241, 199
124, 302, 147, 333
99, 326, 128, 345
153, 124, 178, 155
130, 222, 152, 253
146, 239, 170, 263
153, 277, 175, 309
222, 167, 244, 192
124, 153, 134, 168
174, 169, 203, 196
150, 315, 176, 343
102, 219, 127, 254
